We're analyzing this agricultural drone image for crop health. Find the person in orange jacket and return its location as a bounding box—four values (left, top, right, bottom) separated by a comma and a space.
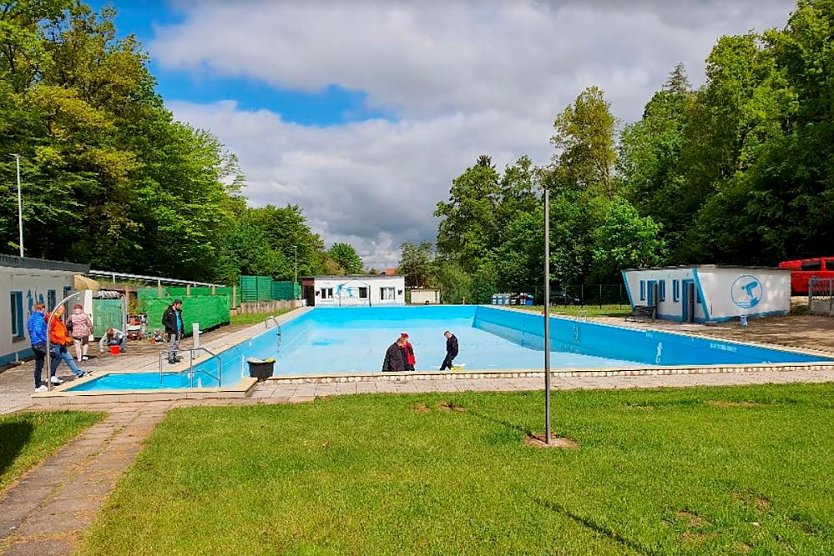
47, 306, 87, 382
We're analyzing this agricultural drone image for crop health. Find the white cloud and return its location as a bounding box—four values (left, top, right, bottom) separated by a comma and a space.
154, 0, 794, 267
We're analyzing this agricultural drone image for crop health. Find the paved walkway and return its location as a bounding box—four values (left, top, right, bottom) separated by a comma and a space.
0, 404, 168, 556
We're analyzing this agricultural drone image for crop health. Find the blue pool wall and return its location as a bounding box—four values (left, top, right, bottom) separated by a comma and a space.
473, 306, 826, 365
183, 305, 829, 384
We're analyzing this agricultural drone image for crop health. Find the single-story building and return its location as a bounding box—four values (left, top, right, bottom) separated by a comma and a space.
621, 265, 790, 323
409, 288, 441, 304
1, 255, 89, 365
301, 275, 406, 307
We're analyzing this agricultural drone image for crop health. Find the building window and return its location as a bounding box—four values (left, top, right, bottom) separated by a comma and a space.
10, 291, 24, 340
320, 288, 333, 299
359, 287, 368, 299
63, 286, 72, 299
380, 287, 395, 301
658, 281, 666, 302
639, 280, 645, 301
672, 280, 680, 302
696, 289, 702, 304
47, 290, 56, 311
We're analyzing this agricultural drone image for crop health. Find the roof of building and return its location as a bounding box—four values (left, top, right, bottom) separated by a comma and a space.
623, 264, 787, 272
301, 274, 405, 280
0, 254, 89, 273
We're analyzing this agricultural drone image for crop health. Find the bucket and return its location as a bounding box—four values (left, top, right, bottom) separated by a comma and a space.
109, 345, 121, 355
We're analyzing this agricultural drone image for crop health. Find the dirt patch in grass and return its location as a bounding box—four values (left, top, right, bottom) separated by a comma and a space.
524, 434, 579, 450
410, 402, 431, 413
733, 542, 754, 553
706, 400, 764, 409
437, 401, 466, 413
676, 510, 709, 527
731, 491, 772, 513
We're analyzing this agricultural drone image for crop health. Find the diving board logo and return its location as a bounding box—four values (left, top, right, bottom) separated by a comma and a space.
731, 274, 762, 309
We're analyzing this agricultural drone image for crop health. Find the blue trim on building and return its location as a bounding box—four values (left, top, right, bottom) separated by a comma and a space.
0, 346, 34, 367
706, 310, 789, 323
621, 271, 635, 308
691, 267, 711, 322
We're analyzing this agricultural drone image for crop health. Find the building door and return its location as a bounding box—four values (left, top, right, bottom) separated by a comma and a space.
646, 280, 658, 307
682, 280, 695, 323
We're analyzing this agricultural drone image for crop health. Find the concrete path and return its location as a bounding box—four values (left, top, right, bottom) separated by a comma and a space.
0, 404, 169, 556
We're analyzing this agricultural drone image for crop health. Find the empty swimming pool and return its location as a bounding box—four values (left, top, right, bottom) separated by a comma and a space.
67, 305, 831, 391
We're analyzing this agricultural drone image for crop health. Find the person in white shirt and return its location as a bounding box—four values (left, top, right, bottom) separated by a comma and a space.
99, 328, 126, 354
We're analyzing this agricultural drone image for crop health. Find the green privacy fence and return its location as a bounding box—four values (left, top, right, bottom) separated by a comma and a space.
240, 276, 300, 302
92, 298, 125, 338
140, 296, 230, 334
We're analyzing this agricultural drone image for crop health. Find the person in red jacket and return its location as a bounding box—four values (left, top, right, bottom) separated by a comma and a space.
400, 332, 416, 371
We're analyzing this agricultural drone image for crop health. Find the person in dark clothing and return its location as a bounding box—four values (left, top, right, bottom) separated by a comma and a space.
162, 299, 184, 364
28, 302, 52, 391
439, 330, 459, 370
382, 337, 406, 372
400, 332, 416, 371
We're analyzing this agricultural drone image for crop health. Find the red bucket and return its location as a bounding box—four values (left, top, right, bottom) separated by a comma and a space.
109, 345, 120, 355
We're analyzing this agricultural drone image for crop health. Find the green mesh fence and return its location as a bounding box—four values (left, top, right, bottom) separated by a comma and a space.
141, 296, 230, 334
240, 276, 299, 301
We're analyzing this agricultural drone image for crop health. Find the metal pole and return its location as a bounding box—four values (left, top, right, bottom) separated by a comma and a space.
44, 290, 85, 391
11, 154, 23, 257
293, 245, 298, 295
543, 187, 552, 444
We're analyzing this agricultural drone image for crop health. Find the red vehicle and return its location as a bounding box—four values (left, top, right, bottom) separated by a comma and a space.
778, 257, 834, 294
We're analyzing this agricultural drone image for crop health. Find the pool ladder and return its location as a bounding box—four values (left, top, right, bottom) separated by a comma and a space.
158, 347, 223, 388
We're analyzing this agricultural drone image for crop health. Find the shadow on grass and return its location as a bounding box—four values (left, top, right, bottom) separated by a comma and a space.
464, 408, 535, 437
534, 497, 658, 556
0, 421, 33, 478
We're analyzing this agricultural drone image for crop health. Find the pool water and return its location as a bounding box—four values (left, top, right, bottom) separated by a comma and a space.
67, 305, 831, 391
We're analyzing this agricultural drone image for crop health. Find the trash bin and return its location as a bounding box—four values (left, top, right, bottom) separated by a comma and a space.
247, 358, 276, 381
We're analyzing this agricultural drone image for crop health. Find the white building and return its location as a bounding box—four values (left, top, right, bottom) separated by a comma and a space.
301, 275, 406, 307
409, 288, 441, 304
1, 255, 89, 366
621, 265, 790, 324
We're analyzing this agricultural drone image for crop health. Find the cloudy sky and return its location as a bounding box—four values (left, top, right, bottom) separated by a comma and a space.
102, 0, 795, 269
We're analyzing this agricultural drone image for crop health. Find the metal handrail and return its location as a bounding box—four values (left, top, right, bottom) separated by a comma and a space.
158, 347, 223, 388
265, 315, 280, 328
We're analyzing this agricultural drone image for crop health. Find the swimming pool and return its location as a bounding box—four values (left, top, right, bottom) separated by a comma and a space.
67, 305, 831, 391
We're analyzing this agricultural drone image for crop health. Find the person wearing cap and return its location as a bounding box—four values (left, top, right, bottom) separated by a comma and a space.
162, 299, 184, 364
400, 332, 416, 371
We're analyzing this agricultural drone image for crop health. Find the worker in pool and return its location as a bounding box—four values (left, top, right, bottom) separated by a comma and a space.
439, 330, 458, 371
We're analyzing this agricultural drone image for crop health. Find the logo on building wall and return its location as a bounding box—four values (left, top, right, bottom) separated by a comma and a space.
731, 275, 762, 309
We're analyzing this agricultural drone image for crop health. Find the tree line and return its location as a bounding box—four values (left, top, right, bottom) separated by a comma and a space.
0, 1, 365, 283
402, 0, 834, 303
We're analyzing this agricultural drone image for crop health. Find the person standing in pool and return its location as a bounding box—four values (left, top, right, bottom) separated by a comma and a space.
382, 337, 406, 372
439, 330, 458, 370
400, 332, 416, 371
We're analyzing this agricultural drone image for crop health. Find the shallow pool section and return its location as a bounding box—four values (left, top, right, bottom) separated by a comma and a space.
67, 305, 832, 391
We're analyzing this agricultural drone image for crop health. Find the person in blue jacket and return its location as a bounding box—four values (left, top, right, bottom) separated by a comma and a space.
27, 303, 52, 392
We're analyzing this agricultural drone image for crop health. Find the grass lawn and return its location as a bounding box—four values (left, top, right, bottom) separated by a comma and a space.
82, 384, 834, 554
0, 410, 104, 492
230, 307, 295, 327
522, 304, 632, 318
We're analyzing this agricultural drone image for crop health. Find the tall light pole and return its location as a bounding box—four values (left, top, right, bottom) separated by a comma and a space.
11, 154, 23, 257
293, 245, 298, 298
543, 186, 552, 444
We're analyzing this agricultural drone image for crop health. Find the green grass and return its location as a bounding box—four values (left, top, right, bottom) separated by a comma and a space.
230, 308, 295, 326
82, 384, 834, 554
522, 303, 632, 317
0, 410, 104, 492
